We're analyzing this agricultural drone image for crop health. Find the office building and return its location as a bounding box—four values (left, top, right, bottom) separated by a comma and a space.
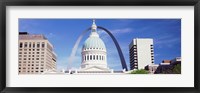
129, 38, 154, 70
18, 32, 57, 74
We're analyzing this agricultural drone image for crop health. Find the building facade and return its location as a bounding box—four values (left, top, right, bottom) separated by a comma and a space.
129, 38, 154, 70
18, 32, 57, 74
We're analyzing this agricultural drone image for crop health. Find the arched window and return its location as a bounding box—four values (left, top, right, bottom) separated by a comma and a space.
93, 55, 95, 60
102, 56, 104, 60
96, 55, 98, 60
90, 55, 92, 60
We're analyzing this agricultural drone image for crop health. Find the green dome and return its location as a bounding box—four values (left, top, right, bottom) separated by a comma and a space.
83, 36, 106, 50
82, 19, 106, 50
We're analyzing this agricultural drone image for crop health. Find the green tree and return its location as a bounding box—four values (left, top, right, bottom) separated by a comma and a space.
172, 64, 181, 74
130, 69, 149, 74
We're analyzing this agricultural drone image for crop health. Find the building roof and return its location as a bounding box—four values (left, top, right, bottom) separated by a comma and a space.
19, 34, 47, 40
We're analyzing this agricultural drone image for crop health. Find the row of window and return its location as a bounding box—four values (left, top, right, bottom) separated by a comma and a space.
84, 48, 104, 50
19, 70, 44, 73
19, 67, 44, 69
19, 52, 45, 54
19, 42, 45, 48
19, 55, 45, 57
83, 55, 105, 61
19, 61, 44, 63
19, 64, 44, 66
19, 49, 45, 51
19, 58, 44, 60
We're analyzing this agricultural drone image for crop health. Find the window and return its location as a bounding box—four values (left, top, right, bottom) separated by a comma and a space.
33, 43, 35, 48
37, 52, 39, 54
36, 58, 39, 60
19, 42, 23, 48
42, 42, 45, 48
96, 55, 98, 60
100, 56, 101, 60
93, 55, 95, 60
85, 56, 86, 61
29, 43, 31, 48
102, 56, 104, 60
24, 42, 28, 48
37, 42, 40, 48
90, 55, 92, 60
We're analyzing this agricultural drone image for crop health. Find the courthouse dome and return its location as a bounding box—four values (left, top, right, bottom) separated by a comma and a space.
82, 20, 106, 50
83, 36, 106, 50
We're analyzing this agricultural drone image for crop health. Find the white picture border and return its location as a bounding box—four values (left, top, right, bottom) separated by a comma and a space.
6, 6, 194, 87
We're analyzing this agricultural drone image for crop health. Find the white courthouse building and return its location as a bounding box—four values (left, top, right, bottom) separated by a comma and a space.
129, 38, 154, 70
76, 20, 113, 73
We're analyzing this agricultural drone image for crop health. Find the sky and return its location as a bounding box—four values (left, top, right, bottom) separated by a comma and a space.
19, 19, 181, 71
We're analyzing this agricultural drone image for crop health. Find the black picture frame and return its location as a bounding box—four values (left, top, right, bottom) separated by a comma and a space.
0, 0, 200, 93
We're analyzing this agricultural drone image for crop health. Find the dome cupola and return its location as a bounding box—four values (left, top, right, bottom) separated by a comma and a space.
82, 20, 106, 51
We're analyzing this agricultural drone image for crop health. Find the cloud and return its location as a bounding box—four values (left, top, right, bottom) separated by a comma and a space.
46, 33, 55, 39
98, 28, 133, 35
97, 28, 133, 43
154, 35, 180, 48
111, 28, 133, 34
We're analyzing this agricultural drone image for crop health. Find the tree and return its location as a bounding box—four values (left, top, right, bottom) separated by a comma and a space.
172, 64, 181, 74
130, 69, 149, 74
